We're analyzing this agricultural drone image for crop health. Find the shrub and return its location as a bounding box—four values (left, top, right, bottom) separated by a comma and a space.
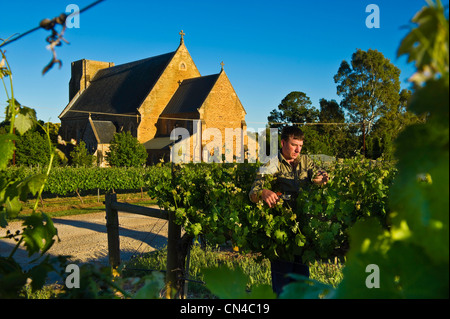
105, 131, 147, 167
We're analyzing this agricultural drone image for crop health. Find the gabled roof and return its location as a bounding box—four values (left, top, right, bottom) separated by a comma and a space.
89, 120, 116, 144
62, 52, 176, 117
161, 73, 220, 115
144, 136, 174, 150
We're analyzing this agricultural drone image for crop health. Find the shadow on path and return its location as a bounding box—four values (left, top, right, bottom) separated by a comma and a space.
0, 213, 169, 284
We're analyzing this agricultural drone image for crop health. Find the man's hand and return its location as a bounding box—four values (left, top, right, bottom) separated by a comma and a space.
312, 170, 329, 185
261, 189, 279, 208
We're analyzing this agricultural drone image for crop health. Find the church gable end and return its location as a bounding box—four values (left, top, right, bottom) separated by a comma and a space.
200, 70, 246, 131
137, 39, 201, 143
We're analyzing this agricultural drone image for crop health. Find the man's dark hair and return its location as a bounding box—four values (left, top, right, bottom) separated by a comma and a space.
281, 125, 304, 141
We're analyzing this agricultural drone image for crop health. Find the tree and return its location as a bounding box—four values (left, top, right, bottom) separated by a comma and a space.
268, 91, 319, 128
268, 92, 325, 154
334, 49, 403, 156
15, 130, 51, 166
36, 121, 60, 146
105, 131, 148, 167
318, 98, 345, 124
365, 88, 423, 160
333, 1, 449, 298
317, 99, 356, 157
70, 140, 95, 167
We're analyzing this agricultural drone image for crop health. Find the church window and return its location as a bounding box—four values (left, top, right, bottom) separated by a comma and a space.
179, 62, 186, 70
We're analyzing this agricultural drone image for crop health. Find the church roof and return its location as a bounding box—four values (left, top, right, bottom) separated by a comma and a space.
144, 136, 174, 150
89, 120, 116, 144
64, 51, 176, 116
161, 73, 220, 115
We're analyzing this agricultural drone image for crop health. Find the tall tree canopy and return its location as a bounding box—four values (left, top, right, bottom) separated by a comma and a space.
333, 48, 409, 154
268, 91, 319, 128
318, 98, 345, 124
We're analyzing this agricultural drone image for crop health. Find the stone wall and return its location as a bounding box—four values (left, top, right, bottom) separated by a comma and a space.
137, 43, 201, 144
69, 59, 114, 101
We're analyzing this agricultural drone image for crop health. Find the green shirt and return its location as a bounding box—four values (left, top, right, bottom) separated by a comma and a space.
249, 151, 317, 202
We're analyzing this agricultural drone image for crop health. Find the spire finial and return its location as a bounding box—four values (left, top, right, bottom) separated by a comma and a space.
220, 61, 225, 71
179, 30, 185, 44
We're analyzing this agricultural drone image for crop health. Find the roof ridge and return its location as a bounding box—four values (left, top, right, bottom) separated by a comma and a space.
161, 72, 222, 115
182, 73, 220, 83
62, 50, 178, 117
92, 51, 177, 81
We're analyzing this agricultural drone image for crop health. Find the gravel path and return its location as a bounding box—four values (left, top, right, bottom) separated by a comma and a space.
0, 210, 169, 277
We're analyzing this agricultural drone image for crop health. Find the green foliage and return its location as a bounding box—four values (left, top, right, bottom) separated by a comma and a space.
330, 48, 419, 158
106, 131, 148, 167
148, 163, 252, 245
55, 263, 164, 299
397, 0, 448, 83
316, 98, 355, 158
8, 102, 37, 136
69, 140, 95, 167
147, 158, 395, 263
15, 130, 51, 166
331, 0, 449, 299
334, 48, 402, 126
203, 265, 276, 299
268, 91, 319, 127
3, 166, 158, 198
0, 134, 16, 170
126, 244, 274, 297
1, 48, 65, 297
2, 5, 167, 300
297, 155, 395, 261
365, 89, 422, 160
279, 274, 334, 299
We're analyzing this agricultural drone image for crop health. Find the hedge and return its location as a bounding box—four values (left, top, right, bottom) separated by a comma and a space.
4, 166, 168, 196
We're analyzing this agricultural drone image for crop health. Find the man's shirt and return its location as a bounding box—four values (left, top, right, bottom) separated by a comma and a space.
249, 151, 317, 202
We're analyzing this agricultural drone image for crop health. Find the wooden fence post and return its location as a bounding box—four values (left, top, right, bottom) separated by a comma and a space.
165, 209, 181, 298
105, 192, 120, 268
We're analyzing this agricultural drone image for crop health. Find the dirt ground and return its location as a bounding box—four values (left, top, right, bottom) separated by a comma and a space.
0, 210, 169, 282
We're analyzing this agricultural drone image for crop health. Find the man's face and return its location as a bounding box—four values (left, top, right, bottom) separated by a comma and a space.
281, 136, 303, 160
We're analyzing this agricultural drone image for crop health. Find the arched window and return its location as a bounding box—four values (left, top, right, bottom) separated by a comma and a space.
179, 62, 186, 70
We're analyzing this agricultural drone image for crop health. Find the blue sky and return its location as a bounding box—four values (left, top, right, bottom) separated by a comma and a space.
1, 0, 446, 129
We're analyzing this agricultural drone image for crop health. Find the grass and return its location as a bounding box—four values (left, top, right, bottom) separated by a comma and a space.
20, 283, 64, 299
22, 245, 344, 299
123, 244, 344, 298
124, 244, 271, 298
11, 192, 157, 220
10, 191, 344, 298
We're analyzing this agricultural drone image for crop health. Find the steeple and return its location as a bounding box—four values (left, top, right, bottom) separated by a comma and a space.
179, 30, 185, 45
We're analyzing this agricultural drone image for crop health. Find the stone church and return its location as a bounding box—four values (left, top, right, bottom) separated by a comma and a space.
59, 31, 248, 165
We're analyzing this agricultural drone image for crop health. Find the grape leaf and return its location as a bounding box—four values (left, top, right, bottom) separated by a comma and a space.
21, 212, 58, 257
0, 134, 16, 170
203, 265, 275, 299
14, 106, 37, 135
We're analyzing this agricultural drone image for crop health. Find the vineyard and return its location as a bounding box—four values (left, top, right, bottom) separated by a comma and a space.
1, 0, 448, 300
5, 156, 395, 264
144, 156, 395, 264
5, 166, 154, 196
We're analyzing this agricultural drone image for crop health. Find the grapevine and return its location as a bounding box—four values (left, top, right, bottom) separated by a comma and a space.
146, 158, 396, 263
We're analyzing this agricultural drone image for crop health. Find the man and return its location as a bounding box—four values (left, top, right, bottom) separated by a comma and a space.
249, 125, 329, 296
